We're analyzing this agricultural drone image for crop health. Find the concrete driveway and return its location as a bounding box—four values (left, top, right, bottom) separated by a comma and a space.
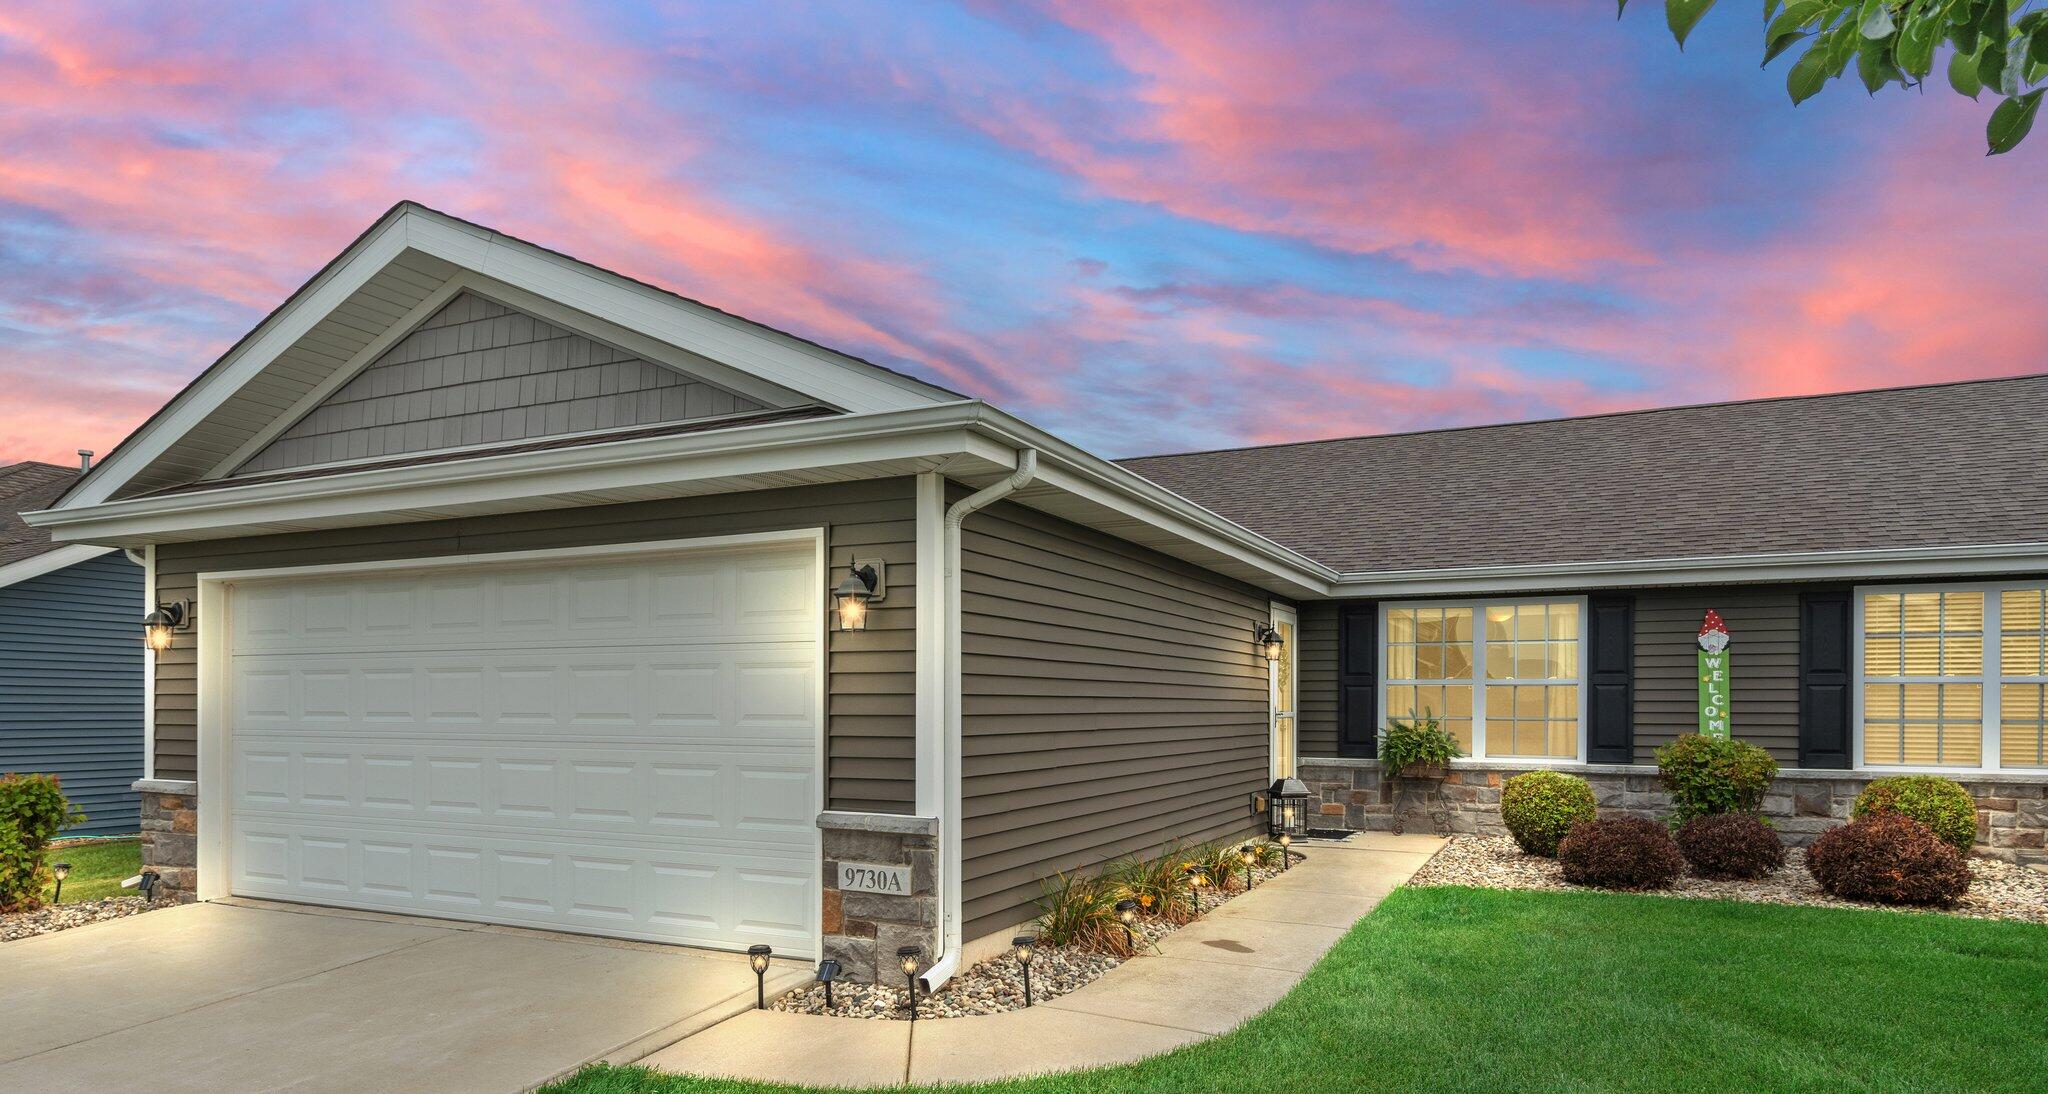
0, 901, 811, 1094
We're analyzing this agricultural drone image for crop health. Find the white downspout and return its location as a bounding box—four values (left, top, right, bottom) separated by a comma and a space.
126, 545, 155, 781
919, 448, 1037, 993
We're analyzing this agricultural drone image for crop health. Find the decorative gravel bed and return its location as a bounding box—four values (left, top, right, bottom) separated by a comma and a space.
1412, 835, 2048, 926
1, 896, 152, 942
774, 860, 1290, 1020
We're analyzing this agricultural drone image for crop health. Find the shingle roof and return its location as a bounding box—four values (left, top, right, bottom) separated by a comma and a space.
0, 462, 82, 567
1118, 374, 2048, 573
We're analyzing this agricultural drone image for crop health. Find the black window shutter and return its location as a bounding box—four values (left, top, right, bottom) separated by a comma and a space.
1799, 589, 1854, 769
1585, 594, 1635, 764
1337, 601, 1379, 758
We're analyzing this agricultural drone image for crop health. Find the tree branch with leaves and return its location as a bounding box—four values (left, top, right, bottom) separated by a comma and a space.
1622, 0, 2048, 154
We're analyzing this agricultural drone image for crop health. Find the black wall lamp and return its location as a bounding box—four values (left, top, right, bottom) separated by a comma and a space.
1255, 622, 1285, 663
144, 600, 193, 654
833, 560, 887, 632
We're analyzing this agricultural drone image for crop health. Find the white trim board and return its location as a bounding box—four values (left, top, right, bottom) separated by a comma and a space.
0, 544, 116, 590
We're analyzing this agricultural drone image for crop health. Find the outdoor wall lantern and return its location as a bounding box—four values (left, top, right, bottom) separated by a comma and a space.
1254, 622, 1285, 663
816, 959, 841, 1010
1267, 777, 1311, 843
1011, 935, 1037, 1007
1238, 843, 1258, 890
143, 600, 193, 654
897, 945, 924, 1022
1115, 898, 1139, 950
51, 862, 70, 904
748, 945, 773, 1009
833, 560, 886, 632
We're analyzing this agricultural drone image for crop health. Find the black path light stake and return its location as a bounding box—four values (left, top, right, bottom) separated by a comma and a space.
1115, 898, 1139, 951
815, 959, 841, 1011
1011, 935, 1037, 1007
51, 862, 70, 904
1184, 864, 1208, 917
747, 945, 773, 1009
897, 946, 923, 1023
1278, 832, 1294, 870
137, 871, 160, 904
1239, 844, 1257, 891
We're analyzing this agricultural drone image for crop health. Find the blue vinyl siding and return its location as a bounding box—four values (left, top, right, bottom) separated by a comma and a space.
0, 551, 144, 836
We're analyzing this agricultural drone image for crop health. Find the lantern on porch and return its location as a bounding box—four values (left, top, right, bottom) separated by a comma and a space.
1266, 777, 1310, 840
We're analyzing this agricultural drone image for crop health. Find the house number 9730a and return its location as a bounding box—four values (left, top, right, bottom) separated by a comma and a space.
838, 863, 910, 895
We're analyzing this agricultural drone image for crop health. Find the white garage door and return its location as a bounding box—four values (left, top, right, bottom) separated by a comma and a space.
224, 540, 820, 955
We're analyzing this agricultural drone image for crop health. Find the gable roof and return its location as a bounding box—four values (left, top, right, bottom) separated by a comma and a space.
0, 462, 82, 567
1120, 373, 2048, 573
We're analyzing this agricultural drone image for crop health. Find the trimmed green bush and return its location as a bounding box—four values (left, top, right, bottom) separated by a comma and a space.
1655, 733, 1778, 824
1808, 814, 1971, 907
1852, 776, 1977, 854
0, 772, 86, 912
1499, 770, 1597, 857
1557, 815, 1685, 891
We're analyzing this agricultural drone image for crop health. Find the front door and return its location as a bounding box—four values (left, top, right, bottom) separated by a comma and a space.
1270, 603, 1298, 779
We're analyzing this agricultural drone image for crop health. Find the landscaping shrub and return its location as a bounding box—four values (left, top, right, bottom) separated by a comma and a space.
1107, 841, 1193, 924
1655, 733, 1779, 824
1250, 840, 1286, 870
1807, 814, 1971, 907
1556, 816, 1685, 891
1675, 812, 1784, 880
1851, 775, 1977, 854
1034, 869, 1128, 954
1196, 841, 1252, 893
0, 772, 86, 913
1499, 770, 1598, 857
1379, 712, 1462, 777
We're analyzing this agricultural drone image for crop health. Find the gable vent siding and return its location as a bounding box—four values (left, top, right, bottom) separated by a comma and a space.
237, 292, 768, 475
0, 552, 145, 836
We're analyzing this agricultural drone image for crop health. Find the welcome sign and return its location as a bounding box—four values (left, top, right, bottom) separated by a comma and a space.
1697, 609, 1731, 738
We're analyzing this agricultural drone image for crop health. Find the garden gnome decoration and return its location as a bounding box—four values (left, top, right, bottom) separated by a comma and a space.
1697, 610, 1731, 738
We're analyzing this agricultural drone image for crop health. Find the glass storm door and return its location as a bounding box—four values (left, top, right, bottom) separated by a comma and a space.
1271, 603, 1298, 778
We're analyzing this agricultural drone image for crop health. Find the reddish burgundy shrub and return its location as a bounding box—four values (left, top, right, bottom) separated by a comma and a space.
1675, 813, 1785, 880
1556, 815, 1685, 891
1806, 814, 1971, 907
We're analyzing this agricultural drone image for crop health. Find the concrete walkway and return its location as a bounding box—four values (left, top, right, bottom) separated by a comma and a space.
642, 831, 1443, 1087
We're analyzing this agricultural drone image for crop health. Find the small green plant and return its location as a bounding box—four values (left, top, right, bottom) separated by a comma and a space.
1250, 841, 1286, 870
1195, 841, 1250, 893
1852, 775, 1978, 854
1107, 841, 1194, 924
1500, 770, 1598, 857
1380, 712, 1462, 778
0, 773, 86, 912
1655, 733, 1779, 825
1033, 869, 1128, 954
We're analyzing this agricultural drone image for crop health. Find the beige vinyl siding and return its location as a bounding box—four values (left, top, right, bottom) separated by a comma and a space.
1297, 601, 1339, 757
150, 478, 916, 812
1633, 587, 1807, 764
959, 499, 1269, 940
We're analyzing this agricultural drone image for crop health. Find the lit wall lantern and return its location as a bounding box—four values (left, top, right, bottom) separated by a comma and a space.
1255, 622, 1285, 663
833, 560, 886, 632
143, 600, 192, 654
1266, 777, 1311, 841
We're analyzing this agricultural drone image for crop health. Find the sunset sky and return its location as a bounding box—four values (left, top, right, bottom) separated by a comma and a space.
1, 1, 2041, 466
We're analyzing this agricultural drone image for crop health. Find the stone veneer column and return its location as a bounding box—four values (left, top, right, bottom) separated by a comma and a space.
816, 811, 940, 983
133, 779, 200, 904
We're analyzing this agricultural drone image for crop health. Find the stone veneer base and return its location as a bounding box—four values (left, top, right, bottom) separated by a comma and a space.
133, 780, 200, 904
817, 811, 940, 983
1299, 759, 2048, 867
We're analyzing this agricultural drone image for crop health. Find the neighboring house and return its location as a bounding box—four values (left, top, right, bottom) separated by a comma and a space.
0, 462, 145, 836
25, 203, 2045, 985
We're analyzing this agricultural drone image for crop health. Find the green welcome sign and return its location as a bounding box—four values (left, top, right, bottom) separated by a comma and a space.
1697, 609, 1731, 738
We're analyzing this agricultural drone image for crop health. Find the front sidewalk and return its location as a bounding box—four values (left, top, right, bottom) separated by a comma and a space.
639, 832, 1444, 1087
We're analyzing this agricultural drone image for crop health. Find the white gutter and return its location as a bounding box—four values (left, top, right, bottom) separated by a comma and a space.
920, 447, 1038, 994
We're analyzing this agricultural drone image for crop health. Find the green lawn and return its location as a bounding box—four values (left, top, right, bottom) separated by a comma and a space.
545, 886, 2048, 1094
42, 839, 141, 904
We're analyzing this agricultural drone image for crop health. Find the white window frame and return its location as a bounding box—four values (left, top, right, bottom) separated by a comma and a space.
1378, 596, 1590, 765
1853, 579, 2048, 774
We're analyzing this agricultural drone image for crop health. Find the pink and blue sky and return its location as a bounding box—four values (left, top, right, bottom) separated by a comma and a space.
1, 1, 2041, 465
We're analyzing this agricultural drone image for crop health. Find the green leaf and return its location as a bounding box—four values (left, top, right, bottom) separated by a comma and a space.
1764, 28, 1813, 64
1950, 44, 1986, 96
1667, 0, 1719, 47
1896, 12, 1941, 78
1768, 0, 1828, 41
1617, 0, 1630, 16
1980, 0, 2009, 38
1980, 40, 2009, 94
1986, 88, 2044, 154
1766, 0, 1783, 21
1857, 38, 1900, 92
1788, 41, 1836, 102
1858, 0, 1895, 39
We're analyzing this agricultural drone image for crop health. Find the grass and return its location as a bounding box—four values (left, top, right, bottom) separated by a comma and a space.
543, 886, 2048, 1094
40, 839, 140, 904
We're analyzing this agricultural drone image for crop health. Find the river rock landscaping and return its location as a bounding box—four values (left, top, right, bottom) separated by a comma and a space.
1, 895, 151, 942
1413, 834, 2048, 925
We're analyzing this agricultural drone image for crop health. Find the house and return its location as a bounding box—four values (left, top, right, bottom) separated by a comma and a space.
1, 461, 145, 836
26, 203, 2045, 985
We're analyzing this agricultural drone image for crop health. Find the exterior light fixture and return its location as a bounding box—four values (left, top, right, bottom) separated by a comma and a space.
1267, 777, 1311, 842
1011, 935, 1037, 1007
897, 945, 923, 1022
1115, 898, 1139, 949
1239, 843, 1257, 890
833, 563, 882, 632
1254, 622, 1285, 663
1277, 832, 1293, 870
52, 862, 70, 904
1183, 864, 1208, 917
816, 959, 841, 1010
143, 600, 192, 654
137, 871, 160, 904
748, 945, 773, 1009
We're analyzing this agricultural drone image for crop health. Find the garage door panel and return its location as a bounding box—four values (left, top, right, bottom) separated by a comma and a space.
226, 541, 820, 954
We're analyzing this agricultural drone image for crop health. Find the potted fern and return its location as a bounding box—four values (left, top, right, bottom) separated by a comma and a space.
1380, 712, 1461, 781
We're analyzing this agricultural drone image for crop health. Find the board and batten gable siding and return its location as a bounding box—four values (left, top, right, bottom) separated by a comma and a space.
236, 292, 775, 476
149, 479, 917, 812
958, 498, 1271, 940
0, 551, 145, 836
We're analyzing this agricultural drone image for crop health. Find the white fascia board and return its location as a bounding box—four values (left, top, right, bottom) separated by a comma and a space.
0, 544, 118, 590
1327, 541, 2048, 598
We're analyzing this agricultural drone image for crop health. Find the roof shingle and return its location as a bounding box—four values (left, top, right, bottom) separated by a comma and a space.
0, 462, 82, 568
